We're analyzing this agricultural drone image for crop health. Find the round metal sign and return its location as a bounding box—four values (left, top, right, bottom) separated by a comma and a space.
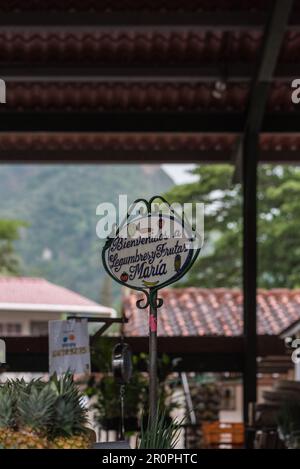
103, 212, 194, 290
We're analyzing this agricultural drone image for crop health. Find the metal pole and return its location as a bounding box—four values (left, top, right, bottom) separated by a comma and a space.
119, 384, 125, 441
242, 131, 257, 434
180, 372, 196, 425
149, 290, 158, 426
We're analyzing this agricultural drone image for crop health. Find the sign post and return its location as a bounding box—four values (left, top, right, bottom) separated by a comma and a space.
149, 289, 158, 425
102, 196, 201, 424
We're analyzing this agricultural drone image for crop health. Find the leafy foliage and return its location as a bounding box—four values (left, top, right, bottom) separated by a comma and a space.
18, 384, 57, 434
0, 373, 88, 439
86, 338, 178, 426
0, 388, 14, 428
0, 165, 172, 300
48, 373, 88, 437
277, 400, 300, 438
165, 164, 300, 288
138, 410, 183, 449
86, 340, 148, 422
0, 219, 25, 274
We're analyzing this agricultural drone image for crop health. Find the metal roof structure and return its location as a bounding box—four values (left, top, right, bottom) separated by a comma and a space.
0, 0, 299, 163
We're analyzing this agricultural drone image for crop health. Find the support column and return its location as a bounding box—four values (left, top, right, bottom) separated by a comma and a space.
242, 131, 258, 426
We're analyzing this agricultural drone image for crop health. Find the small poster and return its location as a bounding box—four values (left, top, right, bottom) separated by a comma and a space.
49, 319, 91, 375
0, 339, 5, 364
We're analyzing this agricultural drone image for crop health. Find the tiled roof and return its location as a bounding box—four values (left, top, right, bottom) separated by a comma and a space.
0, 1, 273, 13
123, 288, 300, 337
0, 0, 299, 164
0, 33, 297, 116
0, 31, 263, 64
0, 276, 95, 305
0, 132, 236, 151
1, 82, 295, 113
3, 83, 248, 112
1, 132, 300, 157
0, 276, 112, 310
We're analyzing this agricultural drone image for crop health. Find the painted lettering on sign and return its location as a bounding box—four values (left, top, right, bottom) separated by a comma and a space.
104, 213, 194, 289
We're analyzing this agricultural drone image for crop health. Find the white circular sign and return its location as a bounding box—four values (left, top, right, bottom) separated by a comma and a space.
104, 213, 194, 289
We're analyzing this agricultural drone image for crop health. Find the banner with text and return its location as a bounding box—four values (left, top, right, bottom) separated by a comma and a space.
49, 319, 91, 375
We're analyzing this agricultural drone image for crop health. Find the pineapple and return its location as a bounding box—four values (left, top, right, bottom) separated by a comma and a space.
0, 386, 15, 448
13, 383, 56, 449
0, 374, 93, 449
51, 433, 91, 449
48, 373, 91, 449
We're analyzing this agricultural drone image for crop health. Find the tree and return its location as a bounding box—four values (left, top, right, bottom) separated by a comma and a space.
0, 220, 25, 275
165, 164, 300, 289
99, 276, 113, 307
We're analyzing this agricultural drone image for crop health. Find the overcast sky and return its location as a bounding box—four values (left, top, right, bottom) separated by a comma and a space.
162, 164, 198, 184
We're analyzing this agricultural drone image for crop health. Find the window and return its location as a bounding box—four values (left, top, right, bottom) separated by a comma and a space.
0, 323, 22, 336
30, 321, 49, 337
220, 386, 237, 411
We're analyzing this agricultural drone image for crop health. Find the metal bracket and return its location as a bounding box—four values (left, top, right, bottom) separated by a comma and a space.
66, 316, 128, 343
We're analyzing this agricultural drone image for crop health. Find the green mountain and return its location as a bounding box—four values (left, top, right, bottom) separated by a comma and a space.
0, 165, 173, 303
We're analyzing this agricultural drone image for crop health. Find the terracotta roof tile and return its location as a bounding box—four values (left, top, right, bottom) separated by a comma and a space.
0, 31, 264, 64
0, 29, 297, 67
2, 132, 300, 156
123, 288, 300, 337
0, 82, 295, 113
0, 1, 273, 13
0, 1, 297, 114
3, 83, 249, 112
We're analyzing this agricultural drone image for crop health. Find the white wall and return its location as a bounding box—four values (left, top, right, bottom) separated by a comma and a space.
220, 384, 243, 423
219, 382, 274, 423
0, 310, 62, 335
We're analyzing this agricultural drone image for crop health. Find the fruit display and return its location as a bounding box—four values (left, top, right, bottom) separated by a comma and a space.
186, 380, 221, 449
0, 373, 93, 449
253, 380, 300, 448
255, 380, 300, 432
